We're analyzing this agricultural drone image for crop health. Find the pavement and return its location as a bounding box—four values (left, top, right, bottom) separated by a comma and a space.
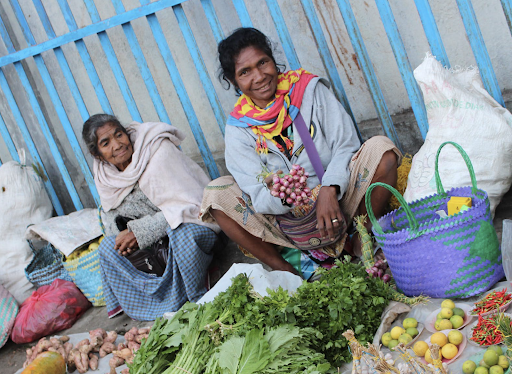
2, 188, 511, 374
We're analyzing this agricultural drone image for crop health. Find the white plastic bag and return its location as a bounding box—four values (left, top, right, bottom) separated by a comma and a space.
25, 208, 103, 257
501, 219, 512, 283
0, 152, 53, 303
197, 263, 303, 305
404, 55, 512, 216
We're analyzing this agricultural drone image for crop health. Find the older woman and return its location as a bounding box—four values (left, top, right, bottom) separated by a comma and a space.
200, 28, 401, 279
83, 114, 219, 321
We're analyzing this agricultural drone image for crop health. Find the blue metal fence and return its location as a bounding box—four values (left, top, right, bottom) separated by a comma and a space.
0, 0, 509, 214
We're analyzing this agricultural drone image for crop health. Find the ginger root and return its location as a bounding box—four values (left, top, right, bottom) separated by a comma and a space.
104, 330, 118, 344
127, 341, 140, 352
113, 348, 134, 364
109, 356, 125, 374
99, 342, 116, 358
135, 333, 148, 344
88, 353, 99, 371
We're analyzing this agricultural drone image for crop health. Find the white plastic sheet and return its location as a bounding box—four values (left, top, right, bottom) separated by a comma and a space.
196, 263, 304, 305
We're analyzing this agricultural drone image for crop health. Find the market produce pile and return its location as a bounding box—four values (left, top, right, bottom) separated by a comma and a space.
129, 258, 393, 373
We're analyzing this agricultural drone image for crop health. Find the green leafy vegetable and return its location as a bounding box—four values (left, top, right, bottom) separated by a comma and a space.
130, 257, 393, 372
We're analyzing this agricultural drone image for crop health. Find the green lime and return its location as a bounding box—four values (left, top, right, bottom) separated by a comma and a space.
381, 332, 392, 347
498, 355, 509, 370
489, 365, 504, 374
488, 346, 504, 356
481, 360, 491, 369
476, 367, 490, 374
398, 333, 413, 345
484, 350, 500, 367
406, 327, 419, 338
388, 340, 399, 350
453, 307, 465, 317
463, 361, 477, 374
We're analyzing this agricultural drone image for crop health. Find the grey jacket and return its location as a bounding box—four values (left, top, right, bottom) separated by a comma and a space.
225, 77, 361, 215
102, 183, 169, 249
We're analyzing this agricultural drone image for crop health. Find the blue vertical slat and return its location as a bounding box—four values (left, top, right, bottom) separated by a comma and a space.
0, 70, 64, 214
173, 4, 227, 136
55, 0, 113, 114
32, 0, 90, 120
83, 0, 142, 121
374, 0, 429, 139
300, 0, 362, 142
501, 0, 512, 37
264, 0, 300, 70
11, 0, 99, 207
456, 0, 505, 107
0, 112, 20, 162
111, 0, 171, 124
335, 0, 401, 150
200, 0, 225, 44
5, 1, 84, 210
413, 0, 450, 68
144, 11, 220, 179
232, 0, 253, 27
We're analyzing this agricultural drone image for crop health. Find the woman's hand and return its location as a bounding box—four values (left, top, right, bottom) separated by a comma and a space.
115, 229, 139, 256
316, 185, 343, 241
264, 170, 283, 189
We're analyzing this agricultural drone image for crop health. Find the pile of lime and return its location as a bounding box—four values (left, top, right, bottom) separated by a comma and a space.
463, 346, 510, 374
381, 317, 419, 349
435, 299, 466, 331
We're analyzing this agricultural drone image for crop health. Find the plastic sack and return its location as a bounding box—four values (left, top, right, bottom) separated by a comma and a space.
404, 55, 512, 217
0, 151, 53, 304
502, 219, 512, 283
25, 209, 103, 257
0, 284, 18, 349
10, 278, 91, 344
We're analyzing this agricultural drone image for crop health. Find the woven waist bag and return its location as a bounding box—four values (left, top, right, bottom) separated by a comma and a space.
63, 244, 105, 307
276, 202, 347, 251
366, 142, 504, 298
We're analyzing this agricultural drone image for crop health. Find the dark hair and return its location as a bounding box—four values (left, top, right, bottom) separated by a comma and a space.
218, 27, 281, 91
82, 113, 129, 159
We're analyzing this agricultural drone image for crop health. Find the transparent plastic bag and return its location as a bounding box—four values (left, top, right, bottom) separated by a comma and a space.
501, 219, 512, 283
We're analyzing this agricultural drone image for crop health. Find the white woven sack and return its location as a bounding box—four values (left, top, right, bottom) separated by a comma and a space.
0, 151, 53, 303
0, 283, 18, 348
404, 55, 512, 216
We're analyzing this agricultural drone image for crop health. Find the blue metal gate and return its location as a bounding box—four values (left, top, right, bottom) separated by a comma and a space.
0, 0, 509, 214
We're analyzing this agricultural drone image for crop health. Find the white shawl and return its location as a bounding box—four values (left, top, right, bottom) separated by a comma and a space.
94, 121, 219, 233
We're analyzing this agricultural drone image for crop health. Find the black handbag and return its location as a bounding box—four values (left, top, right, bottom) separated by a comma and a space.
115, 216, 169, 277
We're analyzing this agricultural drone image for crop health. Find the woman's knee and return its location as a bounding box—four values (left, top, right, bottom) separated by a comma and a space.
378, 150, 399, 175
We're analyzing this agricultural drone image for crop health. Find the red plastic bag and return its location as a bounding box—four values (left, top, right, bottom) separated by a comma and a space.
10, 278, 91, 344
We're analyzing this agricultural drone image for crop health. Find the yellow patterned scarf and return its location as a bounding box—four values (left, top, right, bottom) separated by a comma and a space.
227, 68, 316, 155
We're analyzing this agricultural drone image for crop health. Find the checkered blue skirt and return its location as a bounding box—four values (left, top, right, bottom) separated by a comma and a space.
99, 223, 215, 321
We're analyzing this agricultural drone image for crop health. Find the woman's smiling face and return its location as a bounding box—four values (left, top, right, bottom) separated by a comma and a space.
233, 46, 279, 108
96, 123, 133, 171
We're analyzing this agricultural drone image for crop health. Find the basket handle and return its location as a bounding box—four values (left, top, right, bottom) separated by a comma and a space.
365, 182, 419, 235
435, 141, 478, 196
98, 205, 106, 236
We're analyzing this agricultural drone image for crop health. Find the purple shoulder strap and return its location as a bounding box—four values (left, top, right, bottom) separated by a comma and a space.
294, 112, 324, 182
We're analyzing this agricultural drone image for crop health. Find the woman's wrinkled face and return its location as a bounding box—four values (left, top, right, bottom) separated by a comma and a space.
96, 123, 133, 171
233, 46, 278, 109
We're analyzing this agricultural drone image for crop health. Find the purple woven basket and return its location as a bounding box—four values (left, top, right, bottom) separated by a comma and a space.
366, 142, 504, 298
